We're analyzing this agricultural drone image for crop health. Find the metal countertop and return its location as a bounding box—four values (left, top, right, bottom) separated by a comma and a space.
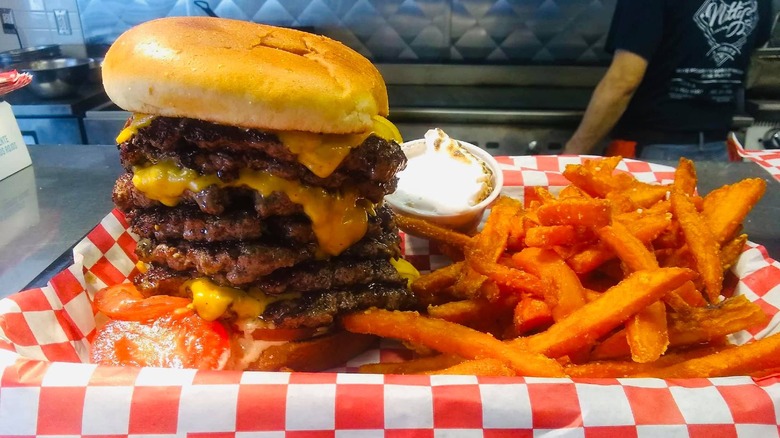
0, 145, 777, 299
0, 145, 121, 298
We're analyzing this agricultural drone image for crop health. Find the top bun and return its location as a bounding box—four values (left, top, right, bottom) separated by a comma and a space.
102, 17, 389, 134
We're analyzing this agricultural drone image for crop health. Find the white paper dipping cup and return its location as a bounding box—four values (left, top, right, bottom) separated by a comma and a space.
385, 138, 504, 234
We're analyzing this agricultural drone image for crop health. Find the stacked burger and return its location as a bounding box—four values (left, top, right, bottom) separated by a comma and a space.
100, 17, 416, 370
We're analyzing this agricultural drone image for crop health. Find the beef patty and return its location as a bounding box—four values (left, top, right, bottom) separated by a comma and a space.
114, 172, 306, 216
119, 116, 407, 203
127, 204, 396, 244
136, 257, 406, 297
135, 229, 401, 286
262, 284, 417, 329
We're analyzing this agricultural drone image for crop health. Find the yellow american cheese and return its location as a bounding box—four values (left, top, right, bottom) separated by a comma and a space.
188, 277, 299, 322
390, 257, 420, 286
115, 114, 155, 144
132, 161, 369, 256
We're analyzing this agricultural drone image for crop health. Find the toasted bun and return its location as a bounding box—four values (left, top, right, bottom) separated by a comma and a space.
232, 331, 377, 372
102, 17, 389, 134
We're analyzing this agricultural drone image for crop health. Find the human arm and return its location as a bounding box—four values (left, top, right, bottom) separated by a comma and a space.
563, 50, 648, 155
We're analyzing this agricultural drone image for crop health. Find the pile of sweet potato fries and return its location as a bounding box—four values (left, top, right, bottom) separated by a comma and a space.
343, 156, 779, 378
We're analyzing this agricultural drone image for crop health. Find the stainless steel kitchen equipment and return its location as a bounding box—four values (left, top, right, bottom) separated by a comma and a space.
0, 45, 60, 69
742, 12, 780, 150
9, 58, 92, 99
4, 82, 108, 144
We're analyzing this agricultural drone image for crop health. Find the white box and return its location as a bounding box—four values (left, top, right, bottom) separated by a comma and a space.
0, 100, 32, 181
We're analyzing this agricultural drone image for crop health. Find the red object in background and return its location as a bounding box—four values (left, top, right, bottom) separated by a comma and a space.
0, 70, 32, 96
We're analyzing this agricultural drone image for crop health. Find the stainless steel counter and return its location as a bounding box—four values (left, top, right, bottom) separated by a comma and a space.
0, 144, 121, 298
0, 145, 777, 299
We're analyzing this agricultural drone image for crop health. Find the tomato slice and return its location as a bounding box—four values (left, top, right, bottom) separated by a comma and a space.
94, 283, 192, 321
249, 327, 317, 342
91, 311, 230, 369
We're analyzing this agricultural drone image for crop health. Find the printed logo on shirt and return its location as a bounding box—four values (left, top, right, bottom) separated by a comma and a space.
694, 0, 758, 66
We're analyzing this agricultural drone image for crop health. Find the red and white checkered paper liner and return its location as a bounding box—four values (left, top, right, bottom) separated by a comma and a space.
737, 149, 780, 182
1, 156, 779, 437
731, 136, 780, 182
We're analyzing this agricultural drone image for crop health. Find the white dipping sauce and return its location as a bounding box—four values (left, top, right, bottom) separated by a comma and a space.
390, 129, 493, 215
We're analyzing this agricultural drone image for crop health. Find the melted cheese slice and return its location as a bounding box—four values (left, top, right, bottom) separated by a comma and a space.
132, 160, 369, 255
188, 260, 416, 323
390, 257, 420, 286
116, 113, 155, 144
188, 277, 300, 322
117, 114, 403, 179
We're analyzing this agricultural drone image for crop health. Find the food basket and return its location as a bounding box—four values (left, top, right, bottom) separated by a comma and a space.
0, 156, 778, 436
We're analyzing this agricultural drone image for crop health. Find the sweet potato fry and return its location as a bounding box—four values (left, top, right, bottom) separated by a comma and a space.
524, 225, 578, 248
619, 212, 674, 243
427, 298, 514, 336
525, 186, 556, 208
395, 213, 473, 249
624, 183, 671, 209
702, 178, 766, 245
562, 157, 623, 197
558, 185, 592, 200
565, 242, 615, 274
591, 295, 767, 360
536, 198, 612, 229
463, 196, 542, 299
566, 210, 673, 275
671, 189, 722, 302
427, 358, 516, 376
668, 279, 707, 308
668, 295, 769, 347
467, 258, 547, 298
511, 247, 587, 321
566, 345, 730, 378
624, 301, 668, 363
597, 222, 670, 362
468, 196, 523, 262
673, 157, 698, 196
411, 261, 464, 303
342, 309, 565, 377
597, 223, 659, 272
513, 296, 554, 335
451, 265, 488, 299
632, 332, 780, 378
359, 354, 464, 375
720, 233, 747, 272
518, 267, 696, 359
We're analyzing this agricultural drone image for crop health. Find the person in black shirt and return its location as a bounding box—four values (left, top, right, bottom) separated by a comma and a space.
564, 0, 772, 160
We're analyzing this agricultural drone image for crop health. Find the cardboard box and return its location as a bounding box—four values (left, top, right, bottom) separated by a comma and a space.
0, 101, 32, 180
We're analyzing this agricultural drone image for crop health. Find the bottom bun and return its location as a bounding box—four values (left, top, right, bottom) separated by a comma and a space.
231, 330, 378, 372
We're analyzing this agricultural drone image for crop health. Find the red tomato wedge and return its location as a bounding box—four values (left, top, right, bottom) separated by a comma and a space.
93, 283, 192, 321
91, 311, 230, 369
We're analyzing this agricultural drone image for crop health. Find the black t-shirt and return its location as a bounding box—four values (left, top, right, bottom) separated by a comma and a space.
608, 0, 772, 138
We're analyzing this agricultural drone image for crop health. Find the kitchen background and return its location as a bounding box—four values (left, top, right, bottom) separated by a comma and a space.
3, 0, 621, 64
2, 0, 780, 153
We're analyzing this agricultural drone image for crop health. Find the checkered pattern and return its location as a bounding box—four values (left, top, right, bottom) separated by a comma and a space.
0, 156, 779, 436
731, 137, 780, 182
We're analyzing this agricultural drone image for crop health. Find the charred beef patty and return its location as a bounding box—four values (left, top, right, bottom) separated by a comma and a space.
135, 229, 402, 286
128, 206, 264, 242
119, 117, 407, 203
114, 172, 304, 216
136, 257, 406, 297
128, 204, 395, 244
263, 284, 416, 329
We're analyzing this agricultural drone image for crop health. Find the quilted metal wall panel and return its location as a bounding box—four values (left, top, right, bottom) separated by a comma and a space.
77, 0, 616, 65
